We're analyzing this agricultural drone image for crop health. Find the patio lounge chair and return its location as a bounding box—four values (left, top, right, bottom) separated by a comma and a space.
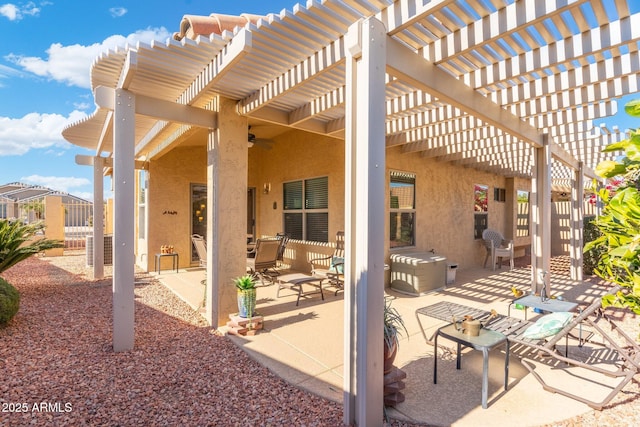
416, 287, 640, 410
246, 238, 281, 285
310, 231, 345, 295
191, 234, 207, 267
482, 229, 514, 270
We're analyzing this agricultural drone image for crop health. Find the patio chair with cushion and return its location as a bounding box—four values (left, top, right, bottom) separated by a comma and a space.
482, 229, 514, 271
191, 234, 207, 267
246, 238, 281, 285
310, 231, 345, 295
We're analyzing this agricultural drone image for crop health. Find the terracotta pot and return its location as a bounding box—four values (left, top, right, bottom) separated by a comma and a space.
383, 339, 398, 374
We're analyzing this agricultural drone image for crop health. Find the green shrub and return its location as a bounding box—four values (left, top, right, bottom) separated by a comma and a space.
583, 215, 604, 276
0, 277, 20, 326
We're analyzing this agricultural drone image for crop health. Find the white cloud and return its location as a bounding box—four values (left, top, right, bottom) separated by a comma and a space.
0, 2, 41, 21
20, 174, 91, 194
5, 27, 171, 88
72, 101, 92, 111
0, 110, 87, 156
109, 7, 127, 18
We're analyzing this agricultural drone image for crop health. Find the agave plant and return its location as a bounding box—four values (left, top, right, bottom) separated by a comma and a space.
384, 297, 408, 350
0, 220, 64, 274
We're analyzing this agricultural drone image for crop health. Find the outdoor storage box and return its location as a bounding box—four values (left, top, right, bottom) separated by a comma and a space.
390, 252, 447, 295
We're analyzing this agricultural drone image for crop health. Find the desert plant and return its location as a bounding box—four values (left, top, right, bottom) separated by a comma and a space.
0, 277, 20, 326
234, 274, 257, 321
0, 219, 64, 274
384, 297, 407, 350
234, 274, 257, 291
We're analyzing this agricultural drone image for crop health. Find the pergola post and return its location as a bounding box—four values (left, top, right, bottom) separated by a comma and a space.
205, 96, 248, 328
570, 162, 584, 281
93, 156, 105, 280
531, 134, 552, 295
112, 88, 136, 352
344, 17, 386, 427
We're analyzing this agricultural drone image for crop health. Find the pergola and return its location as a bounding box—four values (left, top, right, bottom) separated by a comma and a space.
63, 1, 638, 425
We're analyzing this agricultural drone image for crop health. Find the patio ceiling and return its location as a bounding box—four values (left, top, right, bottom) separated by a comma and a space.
63, 0, 639, 182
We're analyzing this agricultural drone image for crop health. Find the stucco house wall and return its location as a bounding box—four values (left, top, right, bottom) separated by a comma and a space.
144, 144, 207, 271
135, 126, 533, 273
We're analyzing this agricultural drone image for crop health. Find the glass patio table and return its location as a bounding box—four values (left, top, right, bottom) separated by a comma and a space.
433, 323, 509, 409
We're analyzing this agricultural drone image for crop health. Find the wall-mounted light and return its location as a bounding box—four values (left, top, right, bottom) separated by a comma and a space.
263, 182, 271, 194
200, 204, 206, 210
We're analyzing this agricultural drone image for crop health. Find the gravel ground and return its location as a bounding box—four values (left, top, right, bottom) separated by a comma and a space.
1, 253, 639, 426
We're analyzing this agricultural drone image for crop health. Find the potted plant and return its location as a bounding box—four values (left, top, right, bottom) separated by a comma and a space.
234, 274, 257, 319
383, 297, 407, 374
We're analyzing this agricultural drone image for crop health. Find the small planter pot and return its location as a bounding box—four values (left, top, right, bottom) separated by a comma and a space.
383, 339, 398, 374
237, 288, 257, 318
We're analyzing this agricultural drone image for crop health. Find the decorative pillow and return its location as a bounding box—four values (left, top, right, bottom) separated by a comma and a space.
522, 311, 573, 340
330, 256, 344, 274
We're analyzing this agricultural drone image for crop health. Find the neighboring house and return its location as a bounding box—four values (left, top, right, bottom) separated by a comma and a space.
61, 2, 638, 424
0, 182, 93, 226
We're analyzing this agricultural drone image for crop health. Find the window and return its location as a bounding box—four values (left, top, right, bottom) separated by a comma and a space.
494, 187, 506, 202
474, 184, 488, 239
137, 170, 147, 239
390, 171, 416, 248
517, 190, 530, 237
283, 176, 328, 242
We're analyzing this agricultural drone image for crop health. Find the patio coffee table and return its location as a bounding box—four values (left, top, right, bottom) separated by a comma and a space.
433, 323, 509, 409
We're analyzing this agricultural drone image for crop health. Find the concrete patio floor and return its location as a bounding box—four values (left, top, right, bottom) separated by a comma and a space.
155, 261, 629, 426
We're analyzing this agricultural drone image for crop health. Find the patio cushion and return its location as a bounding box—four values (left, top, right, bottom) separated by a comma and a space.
330, 256, 344, 274
522, 311, 573, 340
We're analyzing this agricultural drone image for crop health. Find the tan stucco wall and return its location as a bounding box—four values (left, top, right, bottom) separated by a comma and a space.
44, 196, 64, 257
145, 144, 207, 271
248, 129, 345, 240
246, 131, 532, 272
139, 125, 538, 275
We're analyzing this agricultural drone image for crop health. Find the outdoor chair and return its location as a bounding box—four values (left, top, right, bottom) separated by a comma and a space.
417, 287, 640, 410
191, 234, 207, 268
482, 229, 514, 271
246, 238, 281, 285
310, 231, 345, 295
275, 232, 289, 265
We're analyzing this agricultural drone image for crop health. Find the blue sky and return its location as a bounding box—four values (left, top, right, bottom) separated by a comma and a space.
0, 0, 293, 200
0, 1, 638, 201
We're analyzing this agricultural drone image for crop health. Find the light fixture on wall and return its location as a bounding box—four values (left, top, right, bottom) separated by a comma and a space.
263, 182, 271, 194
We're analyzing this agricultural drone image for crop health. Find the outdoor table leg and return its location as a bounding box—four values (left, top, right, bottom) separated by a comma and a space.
433, 330, 439, 384
504, 340, 510, 391
482, 348, 490, 409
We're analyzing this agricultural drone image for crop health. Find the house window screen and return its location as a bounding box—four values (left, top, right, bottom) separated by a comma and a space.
283, 176, 329, 242
390, 171, 416, 248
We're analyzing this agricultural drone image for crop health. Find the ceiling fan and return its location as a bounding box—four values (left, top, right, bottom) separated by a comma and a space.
248, 125, 274, 149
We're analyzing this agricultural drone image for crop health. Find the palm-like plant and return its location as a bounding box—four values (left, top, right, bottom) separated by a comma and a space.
384, 297, 407, 350
0, 220, 64, 274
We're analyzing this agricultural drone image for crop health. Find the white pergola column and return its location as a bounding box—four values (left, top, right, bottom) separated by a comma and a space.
112, 88, 136, 352
570, 162, 584, 281
205, 96, 248, 328
93, 156, 105, 279
531, 134, 552, 295
344, 18, 386, 427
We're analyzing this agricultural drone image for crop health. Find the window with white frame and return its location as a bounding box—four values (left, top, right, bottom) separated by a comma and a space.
283, 176, 328, 242
137, 170, 147, 239
389, 171, 416, 248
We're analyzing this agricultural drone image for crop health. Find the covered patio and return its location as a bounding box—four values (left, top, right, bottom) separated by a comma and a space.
61, 1, 640, 425
156, 257, 633, 426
